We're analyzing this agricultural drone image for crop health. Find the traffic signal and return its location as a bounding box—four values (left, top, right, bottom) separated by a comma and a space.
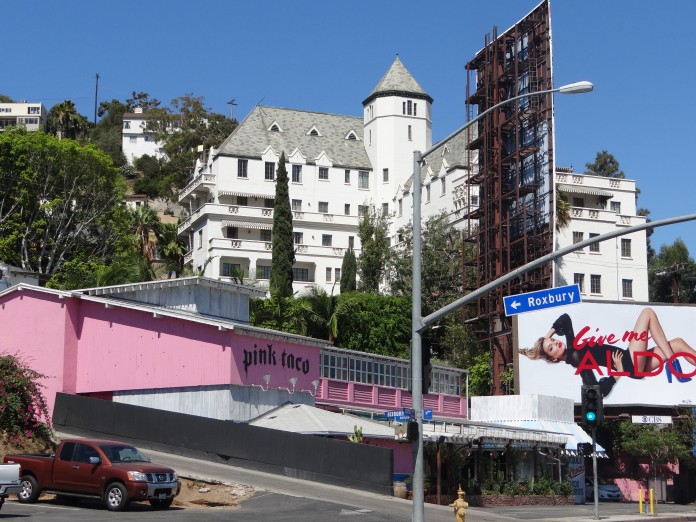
422, 346, 432, 393
577, 442, 593, 456
407, 420, 419, 442
581, 384, 604, 426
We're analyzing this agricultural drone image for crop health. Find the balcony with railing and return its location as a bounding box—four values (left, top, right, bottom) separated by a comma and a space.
569, 207, 646, 227
178, 173, 216, 203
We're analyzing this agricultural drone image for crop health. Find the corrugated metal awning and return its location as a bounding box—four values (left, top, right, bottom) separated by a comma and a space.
557, 183, 613, 198
222, 220, 272, 230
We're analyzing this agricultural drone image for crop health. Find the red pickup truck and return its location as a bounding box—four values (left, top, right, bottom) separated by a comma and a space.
3, 438, 180, 511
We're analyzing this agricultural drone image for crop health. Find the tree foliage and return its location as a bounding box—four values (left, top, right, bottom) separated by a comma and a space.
649, 239, 696, 304
0, 128, 131, 277
0, 353, 53, 448
585, 150, 625, 178
47, 100, 90, 141
270, 152, 294, 299
357, 208, 390, 293
340, 249, 357, 293
144, 94, 236, 196
91, 99, 129, 167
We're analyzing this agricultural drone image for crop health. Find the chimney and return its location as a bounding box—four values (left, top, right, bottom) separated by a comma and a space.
134, 107, 143, 114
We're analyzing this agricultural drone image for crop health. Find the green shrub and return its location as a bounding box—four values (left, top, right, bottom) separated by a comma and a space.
532, 476, 554, 495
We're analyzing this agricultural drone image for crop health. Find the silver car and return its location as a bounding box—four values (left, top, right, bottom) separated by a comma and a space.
585, 477, 622, 501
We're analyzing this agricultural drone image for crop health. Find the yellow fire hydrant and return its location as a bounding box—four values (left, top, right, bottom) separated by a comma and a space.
449, 486, 468, 522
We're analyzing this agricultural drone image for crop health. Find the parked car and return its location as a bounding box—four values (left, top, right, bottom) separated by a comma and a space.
3, 438, 180, 511
0, 463, 23, 511
585, 477, 621, 501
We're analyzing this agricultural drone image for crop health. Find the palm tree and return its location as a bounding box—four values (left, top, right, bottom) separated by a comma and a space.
300, 285, 356, 342
156, 222, 187, 278
130, 206, 159, 264
555, 185, 571, 231
49, 100, 87, 140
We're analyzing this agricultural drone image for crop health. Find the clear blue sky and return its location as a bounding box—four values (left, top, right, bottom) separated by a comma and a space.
5, 0, 695, 256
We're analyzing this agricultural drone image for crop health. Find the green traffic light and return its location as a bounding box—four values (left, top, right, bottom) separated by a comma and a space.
586, 412, 596, 422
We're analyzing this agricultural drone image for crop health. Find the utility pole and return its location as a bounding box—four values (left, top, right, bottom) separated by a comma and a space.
94, 73, 100, 125
227, 98, 237, 120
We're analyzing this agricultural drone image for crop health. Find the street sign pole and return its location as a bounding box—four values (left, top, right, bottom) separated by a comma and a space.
592, 425, 599, 520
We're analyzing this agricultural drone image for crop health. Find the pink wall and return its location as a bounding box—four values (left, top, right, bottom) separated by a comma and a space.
0, 291, 71, 415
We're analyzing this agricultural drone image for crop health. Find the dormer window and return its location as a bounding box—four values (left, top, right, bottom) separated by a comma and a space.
345, 130, 359, 141
267, 121, 283, 132
306, 125, 321, 137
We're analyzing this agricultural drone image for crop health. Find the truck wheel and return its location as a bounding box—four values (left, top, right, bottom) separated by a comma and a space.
149, 498, 174, 509
18, 475, 40, 503
104, 482, 129, 511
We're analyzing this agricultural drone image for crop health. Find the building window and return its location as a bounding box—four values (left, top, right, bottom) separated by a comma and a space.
426, 184, 431, 203
124, 121, 131, 129
589, 233, 600, 253
129, 136, 136, 143
622, 279, 633, 299
358, 171, 369, 189
590, 274, 601, 294
293, 232, 303, 244
382, 203, 389, 217
318, 201, 329, 213
407, 100, 412, 115
292, 199, 302, 211
574, 273, 585, 293
197, 230, 203, 249
413, 103, 417, 116
258, 265, 271, 280
222, 263, 241, 277
408, 125, 412, 141
326, 267, 332, 282
440, 177, 446, 196
322, 234, 332, 247
319, 167, 329, 180
621, 238, 632, 257
27, 106, 40, 115
264, 198, 274, 208
237, 196, 248, 206
383, 168, 389, 183
344, 204, 350, 215
573, 231, 584, 244
335, 268, 341, 281
292, 165, 302, 183
348, 236, 354, 249
226, 227, 238, 239
260, 229, 271, 242
265, 162, 275, 180
398, 199, 403, 216
358, 205, 368, 216
611, 201, 621, 214
237, 159, 248, 178
471, 194, 479, 206
573, 197, 584, 208
344, 170, 351, 184
293, 268, 310, 282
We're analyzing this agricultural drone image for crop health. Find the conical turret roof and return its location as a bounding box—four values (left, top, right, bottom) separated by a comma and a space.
363, 55, 433, 106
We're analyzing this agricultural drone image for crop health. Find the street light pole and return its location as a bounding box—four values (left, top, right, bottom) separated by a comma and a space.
410, 81, 592, 522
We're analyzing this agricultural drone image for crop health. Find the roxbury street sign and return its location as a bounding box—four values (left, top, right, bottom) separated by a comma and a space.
503, 284, 582, 317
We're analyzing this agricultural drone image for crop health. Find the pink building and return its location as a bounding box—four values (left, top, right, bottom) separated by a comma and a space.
0, 278, 469, 474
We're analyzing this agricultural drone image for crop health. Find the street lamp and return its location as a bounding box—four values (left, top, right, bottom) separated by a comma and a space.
410, 81, 593, 522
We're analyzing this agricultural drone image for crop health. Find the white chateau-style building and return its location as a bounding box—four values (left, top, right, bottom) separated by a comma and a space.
0, 101, 47, 132
173, 55, 647, 299
177, 57, 478, 294
554, 169, 648, 302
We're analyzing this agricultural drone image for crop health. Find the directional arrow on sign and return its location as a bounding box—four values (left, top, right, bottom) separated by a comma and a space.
503, 284, 581, 317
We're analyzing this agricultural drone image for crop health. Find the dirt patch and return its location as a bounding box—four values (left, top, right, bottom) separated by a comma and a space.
173, 477, 255, 509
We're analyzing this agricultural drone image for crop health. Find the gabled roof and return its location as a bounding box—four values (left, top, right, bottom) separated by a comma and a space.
363, 55, 433, 106
216, 106, 371, 170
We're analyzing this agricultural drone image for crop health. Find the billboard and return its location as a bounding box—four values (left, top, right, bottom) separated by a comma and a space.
516, 302, 696, 406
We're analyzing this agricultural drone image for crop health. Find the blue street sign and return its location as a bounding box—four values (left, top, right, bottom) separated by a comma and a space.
384, 409, 407, 419
424, 409, 433, 420
503, 284, 581, 317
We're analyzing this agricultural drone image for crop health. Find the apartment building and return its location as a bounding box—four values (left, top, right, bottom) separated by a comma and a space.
121, 107, 167, 165
554, 169, 648, 301
0, 101, 47, 132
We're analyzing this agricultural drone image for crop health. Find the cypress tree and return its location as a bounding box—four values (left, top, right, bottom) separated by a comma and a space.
269, 152, 295, 298
340, 249, 357, 293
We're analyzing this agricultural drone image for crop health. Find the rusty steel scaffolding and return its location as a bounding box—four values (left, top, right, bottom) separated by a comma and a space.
464, 1, 555, 395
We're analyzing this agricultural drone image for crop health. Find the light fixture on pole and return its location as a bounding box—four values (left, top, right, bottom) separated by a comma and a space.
288, 377, 297, 393
409, 81, 593, 522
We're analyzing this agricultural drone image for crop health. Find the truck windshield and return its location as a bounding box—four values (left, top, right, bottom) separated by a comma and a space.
99, 444, 149, 463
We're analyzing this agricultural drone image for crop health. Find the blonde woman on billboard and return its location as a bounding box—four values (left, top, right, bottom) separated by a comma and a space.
519, 307, 696, 396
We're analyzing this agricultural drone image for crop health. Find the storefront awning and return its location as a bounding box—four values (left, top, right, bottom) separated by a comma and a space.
486, 420, 607, 457
557, 183, 613, 198
221, 220, 272, 230
219, 190, 274, 199
422, 421, 567, 448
